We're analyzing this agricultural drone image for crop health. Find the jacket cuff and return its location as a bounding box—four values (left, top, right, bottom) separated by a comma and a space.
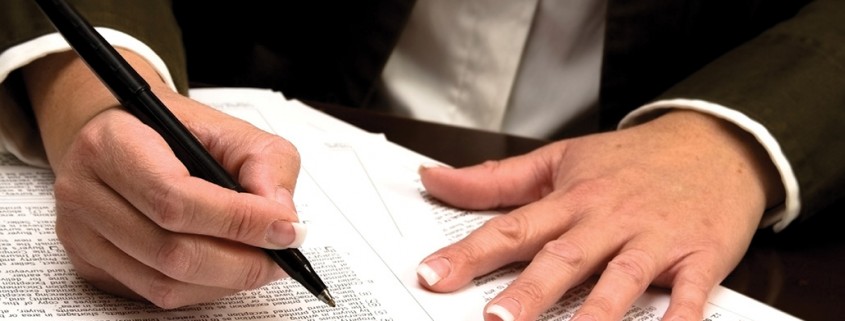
0, 28, 176, 167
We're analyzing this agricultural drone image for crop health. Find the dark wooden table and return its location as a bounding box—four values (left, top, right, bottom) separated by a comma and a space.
315, 102, 844, 321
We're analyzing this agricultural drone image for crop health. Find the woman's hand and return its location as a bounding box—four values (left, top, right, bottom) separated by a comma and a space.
23, 50, 303, 308
417, 110, 784, 321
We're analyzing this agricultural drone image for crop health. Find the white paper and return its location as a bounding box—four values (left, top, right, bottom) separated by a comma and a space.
0, 88, 801, 320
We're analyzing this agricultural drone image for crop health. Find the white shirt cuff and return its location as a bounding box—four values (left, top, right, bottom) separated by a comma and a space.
0, 28, 176, 167
618, 99, 800, 232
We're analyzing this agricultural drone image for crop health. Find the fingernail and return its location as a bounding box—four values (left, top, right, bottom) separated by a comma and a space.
416, 257, 451, 287
486, 297, 521, 321
288, 222, 307, 247
420, 162, 442, 169
418, 162, 451, 172
266, 221, 308, 248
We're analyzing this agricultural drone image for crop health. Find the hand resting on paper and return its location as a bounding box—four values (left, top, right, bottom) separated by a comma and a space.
22, 50, 303, 308
416, 110, 785, 321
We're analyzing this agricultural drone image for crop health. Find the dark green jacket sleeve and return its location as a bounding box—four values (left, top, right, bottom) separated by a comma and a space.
658, 0, 845, 219
0, 0, 189, 94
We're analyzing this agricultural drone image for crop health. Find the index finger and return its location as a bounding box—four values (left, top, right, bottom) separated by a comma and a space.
88, 113, 305, 249
140, 177, 306, 249
482, 223, 622, 321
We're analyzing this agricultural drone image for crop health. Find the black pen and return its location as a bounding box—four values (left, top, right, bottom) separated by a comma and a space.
34, 0, 335, 307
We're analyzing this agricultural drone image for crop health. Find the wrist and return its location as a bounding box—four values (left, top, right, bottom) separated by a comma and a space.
641, 110, 785, 209
22, 48, 170, 165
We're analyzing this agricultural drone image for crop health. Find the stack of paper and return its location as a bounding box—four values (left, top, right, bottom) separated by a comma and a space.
0, 88, 800, 320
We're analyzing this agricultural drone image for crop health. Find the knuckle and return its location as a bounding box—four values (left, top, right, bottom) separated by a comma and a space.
670, 297, 702, 316
52, 177, 78, 206
145, 274, 182, 309
539, 239, 587, 272
220, 199, 256, 241
53, 199, 93, 261
444, 241, 485, 266
52, 178, 93, 221
605, 250, 655, 288
582, 295, 615, 316
676, 269, 710, 290
262, 136, 301, 166
240, 260, 270, 290
74, 123, 105, 156
155, 237, 201, 281
278, 139, 301, 163
53, 216, 78, 255
483, 214, 529, 244
508, 279, 548, 306
149, 183, 187, 231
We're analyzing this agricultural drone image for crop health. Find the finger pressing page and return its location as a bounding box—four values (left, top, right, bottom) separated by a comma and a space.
575, 245, 668, 320
660, 260, 724, 320
79, 231, 237, 309
60, 207, 239, 308
67, 252, 146, 303
85, 184, 285, 290
417, 197, 582, 292
55, 215, 144, 302
483, 223, 623, 321
419, 148, 558, 210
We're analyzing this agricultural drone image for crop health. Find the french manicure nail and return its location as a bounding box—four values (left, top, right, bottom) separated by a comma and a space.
287, 222, 307, 248
266, 220, 308, 248
486, 297, 521, 321
418, 163, 440, 174
418, 162, 452, 172
419, 162, 443, 169
416, 257, 451, 286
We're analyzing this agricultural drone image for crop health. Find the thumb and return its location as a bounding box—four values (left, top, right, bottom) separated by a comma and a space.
418, 143, 562, 210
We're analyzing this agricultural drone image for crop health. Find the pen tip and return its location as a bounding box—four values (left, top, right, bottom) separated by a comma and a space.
318, 290, 336, 307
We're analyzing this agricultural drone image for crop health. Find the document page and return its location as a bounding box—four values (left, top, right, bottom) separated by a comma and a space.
0, 88, 802, 320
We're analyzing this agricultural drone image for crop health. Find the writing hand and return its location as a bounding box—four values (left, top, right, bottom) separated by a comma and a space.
23, 50, 302, 308
417, 110, 784, 321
